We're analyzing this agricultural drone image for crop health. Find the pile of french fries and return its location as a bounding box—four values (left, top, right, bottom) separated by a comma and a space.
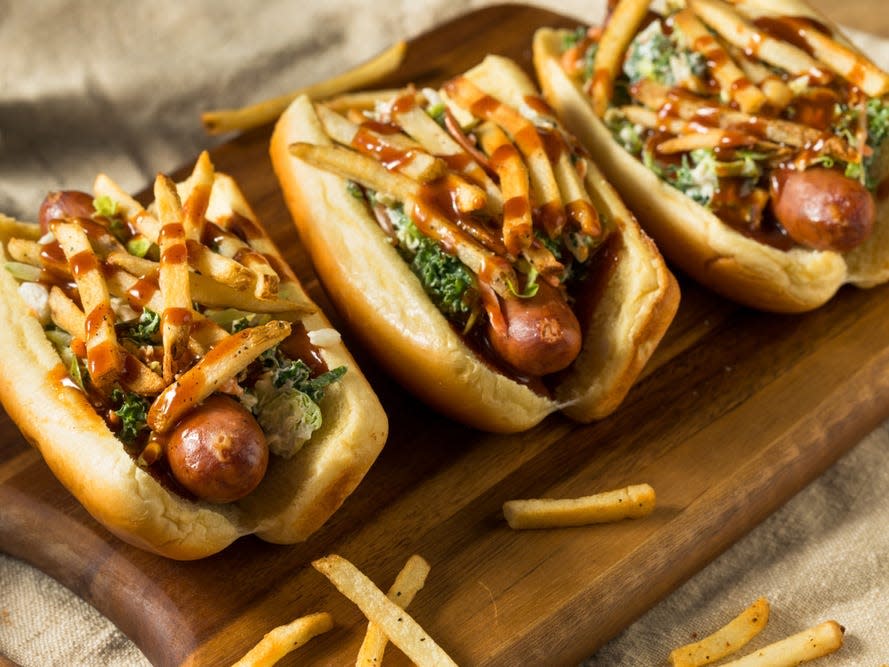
592, 0, 889, 172
288, 73, 606, 311
233, 553, 454, 667
3, 151, 313, 459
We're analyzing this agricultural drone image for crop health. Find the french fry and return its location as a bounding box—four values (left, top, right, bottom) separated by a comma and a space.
5, 238, 47, 269
93, 173, 148, 221
47, 286, 87, 339
552, 150, 601, 242
101, 265, 230, 355
0, 214, 42, 243
719, 620, 844, 667
476, 121, 534, 255
503, 483, 656, 529
655, 130, 774, 154
178, 150, 215, 241
154, 174, 193, 382
231, 612, 334, 667
290, 141, 420, 201
689, 0, 821, 77
673, 8, 767, 114
202, 221, 279, 299
201, 40, 408, 134
356, 554, 431, 667
803, 27, 889, 97
147, 319, 291, 433
52, 221, 124, 390
438, 173, 488, 214
669, 597, 770, 667
47, 287, 165, 396
590, 0, 652, 116
728, 46, 795, 110
104, 255, 308, 315
312, 554, 457, 667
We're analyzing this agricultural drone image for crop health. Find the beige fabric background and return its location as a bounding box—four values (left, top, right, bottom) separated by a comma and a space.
1, 1, 888, 665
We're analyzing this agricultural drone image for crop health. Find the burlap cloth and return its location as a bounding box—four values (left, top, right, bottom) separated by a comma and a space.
1, 1, 887, 664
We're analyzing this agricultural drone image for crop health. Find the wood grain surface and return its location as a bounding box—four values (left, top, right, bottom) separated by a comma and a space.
3, 4, 889, 666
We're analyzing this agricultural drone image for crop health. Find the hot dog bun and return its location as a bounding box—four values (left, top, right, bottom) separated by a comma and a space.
0, 162, 387, 560
270, 55, 679, 433
532, 0, 889, 313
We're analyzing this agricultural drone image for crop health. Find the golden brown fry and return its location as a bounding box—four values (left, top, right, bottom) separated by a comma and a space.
178, 150, 215, 241
590, 0, 652, 116
5, 238, 44, 268
440, 172, 488, 214
0, 214, 42, 243
231, 612, 334, 667
655, 130, 767, 154
201, 40, 407, 134
669, 597, 770, 667
105, 254, 307, 315
193, 242, 258, 292
47, 286, 86, 339
202, 221, 279, 299
52, 221, 124, 390
551, 146, 601, 241
48, 287, 166, 396
476, 121, 533, 255
290, 140, 421, 201
673, 8, 766, 114
48, 287, 165, 395
784, 20, 889, 97
154, 174, 193, 383
689, 0, 821, 77
503, 483, 656, 529
313, 554, 457, 667
356, 554, 431, 667
728, 46, 794, 110
147, 319, 291, 434
720, 620, 844, 667
93, 173, 163, 242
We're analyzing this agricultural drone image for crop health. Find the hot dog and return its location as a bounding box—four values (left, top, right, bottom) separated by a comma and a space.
533, 0, 889, 312
0, 153, 387, 559
270, 56, 679, 433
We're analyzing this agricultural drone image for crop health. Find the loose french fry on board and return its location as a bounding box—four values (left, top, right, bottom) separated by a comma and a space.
231, 611, 334, 667
503, 483, 656, 529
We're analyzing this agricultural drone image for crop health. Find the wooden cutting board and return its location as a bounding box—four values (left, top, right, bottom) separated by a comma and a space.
3, 4, 889, 666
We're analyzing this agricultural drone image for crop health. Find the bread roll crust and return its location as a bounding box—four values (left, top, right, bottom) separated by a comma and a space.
531, 8, 889, 313
0, 171, 388, 560
270, 56, 679, 433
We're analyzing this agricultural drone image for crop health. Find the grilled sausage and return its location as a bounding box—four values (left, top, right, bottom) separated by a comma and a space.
166, 394, 269, 503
